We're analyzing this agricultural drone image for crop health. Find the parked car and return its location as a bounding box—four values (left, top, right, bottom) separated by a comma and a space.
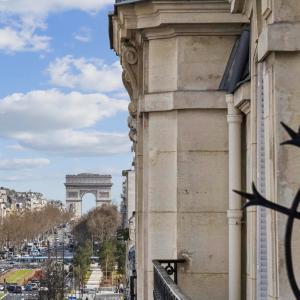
31, 282, 39, 290
7, 284, 16, 292
14, 285, 22, 294
25, 284, 32, 291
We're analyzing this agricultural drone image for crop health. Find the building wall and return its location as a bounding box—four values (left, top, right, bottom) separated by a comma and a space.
111, 0, 300, 299
111, 2, 247, 298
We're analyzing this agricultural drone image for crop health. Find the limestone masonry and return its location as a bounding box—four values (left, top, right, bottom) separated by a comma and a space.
110, 0, 300, 299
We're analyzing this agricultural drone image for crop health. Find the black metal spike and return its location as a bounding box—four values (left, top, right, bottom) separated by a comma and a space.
281, 122, 297, 139
280, 122, 300, 147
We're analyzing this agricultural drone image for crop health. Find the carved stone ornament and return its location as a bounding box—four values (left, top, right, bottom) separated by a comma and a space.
121, 41, 138, 118
121, 40, 139, 152
128, 116, 137, 132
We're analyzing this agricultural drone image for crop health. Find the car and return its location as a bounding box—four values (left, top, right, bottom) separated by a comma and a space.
7, 284, 16, 292
31, 282, 39, 290
14, 285, 22, 294
25, 284, 32, 291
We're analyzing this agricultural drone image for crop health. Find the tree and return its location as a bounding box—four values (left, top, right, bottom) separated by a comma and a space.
99, 239, 117, 280
0, 205, 72, 250
73, 241, 92, 294
86, 204, 120, 244
72, 204, 123, 283
72, 204, 120, 247
43, 258, 65, 300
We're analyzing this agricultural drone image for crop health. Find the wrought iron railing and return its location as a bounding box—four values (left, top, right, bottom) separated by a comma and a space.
153, 259, 191, 300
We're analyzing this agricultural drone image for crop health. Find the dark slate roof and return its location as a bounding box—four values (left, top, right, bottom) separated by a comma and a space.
219, 27, 250, 93
115, 0, 146, 4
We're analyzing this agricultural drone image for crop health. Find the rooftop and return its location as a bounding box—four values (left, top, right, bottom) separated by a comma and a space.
66, 173, 112, 178
115, 0, 145, 4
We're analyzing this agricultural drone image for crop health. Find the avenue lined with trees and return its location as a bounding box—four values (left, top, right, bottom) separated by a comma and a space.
0, 205, 72, 250
72, 204, 125, 287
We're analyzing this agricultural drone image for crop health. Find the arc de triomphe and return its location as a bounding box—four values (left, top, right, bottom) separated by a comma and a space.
65, 173, 113, 217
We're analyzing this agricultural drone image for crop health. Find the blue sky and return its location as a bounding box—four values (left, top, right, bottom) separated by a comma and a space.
0, 0, 133, 213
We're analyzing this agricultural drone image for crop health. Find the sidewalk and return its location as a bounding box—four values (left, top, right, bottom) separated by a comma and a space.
85, 265, 103, 290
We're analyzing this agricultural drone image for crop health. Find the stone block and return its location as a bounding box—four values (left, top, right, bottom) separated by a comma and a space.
148, 151, 177, 212
177, 35, 235, 90
178, 272, 228, 300
177, 151, 228, 212
273, 0, 300, 22
148, 38, 178, 93
146, 212, 178, 269
178, 109, 228, 152
177, 212, 228, 273
148, 111, 177, 151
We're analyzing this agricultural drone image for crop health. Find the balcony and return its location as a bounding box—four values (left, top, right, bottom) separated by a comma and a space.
153, 259, 191, 300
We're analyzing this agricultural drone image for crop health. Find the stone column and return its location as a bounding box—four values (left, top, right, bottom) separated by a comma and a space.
226, 94, 243, 300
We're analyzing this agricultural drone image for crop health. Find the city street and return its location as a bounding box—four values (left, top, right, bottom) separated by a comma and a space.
3, 292, 38, 299
86, 265, 102, 290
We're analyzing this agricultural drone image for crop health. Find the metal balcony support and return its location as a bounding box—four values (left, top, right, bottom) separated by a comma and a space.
153, 259, 191, 300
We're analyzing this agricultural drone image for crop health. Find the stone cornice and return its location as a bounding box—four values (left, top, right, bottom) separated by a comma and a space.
118, 1, 247, 28
111, 0, 248, 53
258, 22, 300, 61
141, 91, 228, 112
143, 23, 246, 40
233, 81, 251, 114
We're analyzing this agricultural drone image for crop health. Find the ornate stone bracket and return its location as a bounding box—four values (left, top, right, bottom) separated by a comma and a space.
121, 40, 139, 149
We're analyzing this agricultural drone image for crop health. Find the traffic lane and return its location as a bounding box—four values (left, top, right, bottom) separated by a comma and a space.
3, 292, 38, 299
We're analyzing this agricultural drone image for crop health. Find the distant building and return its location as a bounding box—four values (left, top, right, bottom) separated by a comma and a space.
48, 200, 65, 211
121, 170, 136, 299
65, 173, 113, 218
0, 188, 49, 217
8, 191, 47, 212
0, 188, 8, 219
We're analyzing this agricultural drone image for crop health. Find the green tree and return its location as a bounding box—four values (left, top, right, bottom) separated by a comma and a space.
99, 240, 117, 280
116, 241, 126, 275
73, 241, 92, 291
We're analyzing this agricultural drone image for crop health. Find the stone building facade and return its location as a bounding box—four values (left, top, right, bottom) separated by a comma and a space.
121, 169, 136, 298
110, 0, 300, 299
65, 173, 112, 217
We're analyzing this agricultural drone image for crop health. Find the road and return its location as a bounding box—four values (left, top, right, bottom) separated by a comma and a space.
3, 292, 38, 299
86, 265, 102, 290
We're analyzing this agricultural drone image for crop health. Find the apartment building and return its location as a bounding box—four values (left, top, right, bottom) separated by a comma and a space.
109, 0, 300, 299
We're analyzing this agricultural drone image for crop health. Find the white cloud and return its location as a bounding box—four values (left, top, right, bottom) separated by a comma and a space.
47, 56, 124, 93
0, 16, 50, 53
73, 27, 92, 43
0, 89, 128, 133
0, 0, 113, 53
0, 158, 50, 170
0, 89, 130, 156
15, 131, 130, 156
5, 144, 25, 151
0, 0, 114, 15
